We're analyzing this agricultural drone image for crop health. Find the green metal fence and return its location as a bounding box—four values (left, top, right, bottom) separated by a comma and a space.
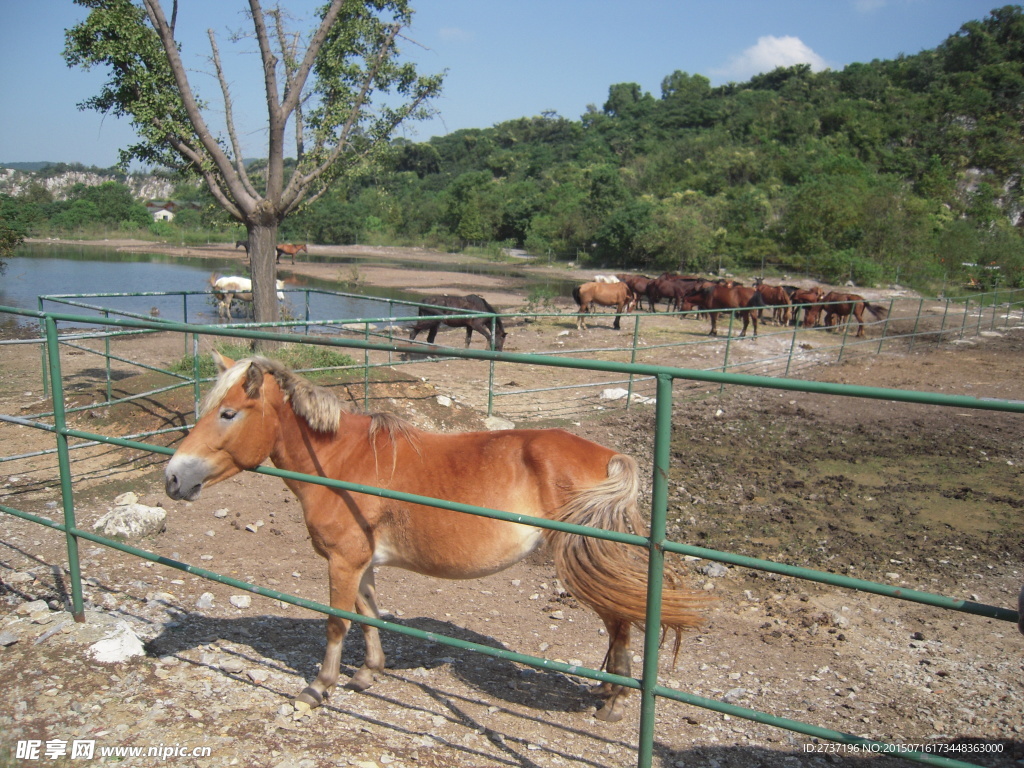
0, 304, 1021, 768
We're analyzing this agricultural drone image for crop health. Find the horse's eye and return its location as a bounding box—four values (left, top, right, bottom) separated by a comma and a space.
220, 408, 238, 421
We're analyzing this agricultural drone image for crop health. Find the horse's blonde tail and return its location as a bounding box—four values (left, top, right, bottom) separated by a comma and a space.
543, 455, 712, 659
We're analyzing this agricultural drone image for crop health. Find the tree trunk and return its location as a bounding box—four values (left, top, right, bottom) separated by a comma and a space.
247, 218, 280, 353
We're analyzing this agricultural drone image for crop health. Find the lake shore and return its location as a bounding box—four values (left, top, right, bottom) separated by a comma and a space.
25, 237, 584, 309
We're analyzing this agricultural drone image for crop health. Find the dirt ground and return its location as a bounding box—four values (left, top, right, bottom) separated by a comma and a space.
1, 242, 1023, 768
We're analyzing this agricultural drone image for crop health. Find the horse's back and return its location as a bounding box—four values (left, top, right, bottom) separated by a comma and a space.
363, 426, 620, 577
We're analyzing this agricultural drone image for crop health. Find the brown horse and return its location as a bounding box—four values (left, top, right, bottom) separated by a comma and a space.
164, 354, 710, 721
615, 274, 653, 311
408, 294, 507, 351
572, 281, 635, 330
820, 292, 889, 337
753, 278, 792, 326
275, 243, 308, 264
696, 282, 766, 337
645, 274, 704, 313
790, 286, 826, 327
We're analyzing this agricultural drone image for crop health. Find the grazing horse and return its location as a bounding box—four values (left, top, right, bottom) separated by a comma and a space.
820, 292, 889, 338
275, 243, 308, 264
615, 274, 653, 311
697, 282, 766, 337
645, 274, 704, 313
209, 274, 285, 319
572, 281, 635, 330
753, 278, 793, 325
408, 294, 507, 351
790, 286, 825, 327
164, 354, 710, 721
235, 240, 250, 260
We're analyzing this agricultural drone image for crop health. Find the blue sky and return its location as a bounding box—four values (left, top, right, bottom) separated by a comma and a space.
0, 0, 1001, 168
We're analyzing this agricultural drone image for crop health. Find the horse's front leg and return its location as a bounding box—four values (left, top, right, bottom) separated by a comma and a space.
593, 615, 632, 722
295, 554, 369, 709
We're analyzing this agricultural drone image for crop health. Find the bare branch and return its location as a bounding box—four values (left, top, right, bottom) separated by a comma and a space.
270, 9, 305, 163
207, 27, 260, 200
141, 0, 253, 212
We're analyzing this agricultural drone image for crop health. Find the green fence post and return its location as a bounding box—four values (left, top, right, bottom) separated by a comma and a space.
363, 322, 371, 409
908, 298, 924, 352
44, 316, 85, 622
487, 314, 497, 417
837, 305, 853, 363
719, 311, 734, 395
102, 310, 114, 403
626, 313, 641, 409
637, 373, 673, 768
785, 314, 799, 376
38, 297, 50, 398
874, 297, 893, 354
959, 298, 970, 339
192, 332, 202, 419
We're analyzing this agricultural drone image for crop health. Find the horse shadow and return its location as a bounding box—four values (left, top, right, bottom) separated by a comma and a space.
145, 612, 599, 716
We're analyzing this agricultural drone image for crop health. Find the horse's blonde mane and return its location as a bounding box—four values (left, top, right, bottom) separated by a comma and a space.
202, 357, 420, 444
202, 357, 342, 433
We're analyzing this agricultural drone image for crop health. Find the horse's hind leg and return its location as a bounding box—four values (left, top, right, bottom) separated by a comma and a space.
347, 569, 386, 692
593, 614, 632, 722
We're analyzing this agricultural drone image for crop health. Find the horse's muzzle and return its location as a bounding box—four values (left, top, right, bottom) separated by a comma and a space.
164, 455, 207, 501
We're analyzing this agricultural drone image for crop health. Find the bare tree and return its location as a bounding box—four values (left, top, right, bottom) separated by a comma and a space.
65, 0, 442, 329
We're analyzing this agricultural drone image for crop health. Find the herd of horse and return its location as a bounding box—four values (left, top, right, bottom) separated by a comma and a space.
575, 273, 889, 339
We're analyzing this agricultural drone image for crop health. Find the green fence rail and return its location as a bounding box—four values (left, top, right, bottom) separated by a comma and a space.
0, 303, 1020, 768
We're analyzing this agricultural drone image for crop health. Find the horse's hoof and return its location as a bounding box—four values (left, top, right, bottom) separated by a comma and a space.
594, 701, 625, 723
346, 669, 377, 692
294, 686, 324, 709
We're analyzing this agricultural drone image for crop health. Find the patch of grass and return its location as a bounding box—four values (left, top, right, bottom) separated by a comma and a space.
169, 342, 357, 380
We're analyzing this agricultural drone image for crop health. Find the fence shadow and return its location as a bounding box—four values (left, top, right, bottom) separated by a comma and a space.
144, 612, 596, 715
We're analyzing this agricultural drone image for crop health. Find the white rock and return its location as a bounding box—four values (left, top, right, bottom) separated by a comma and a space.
87, 621, 145, 663
230, 595, 252, 609
93, 503, 166, 539
484, 416, 515, 431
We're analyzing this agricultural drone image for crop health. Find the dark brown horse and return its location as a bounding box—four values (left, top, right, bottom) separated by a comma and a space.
696, 282, 766, 337
753, 278, 792, 325
790, 286, 826, 327
235, 240, 249, 260
408, 294, 507, 351
615, 274, 653, 311
573, 281, 635, 330
820, 292, 889, 338
645, 274, 705, 313
164, 354, 711, 721
275, 243, 308, 264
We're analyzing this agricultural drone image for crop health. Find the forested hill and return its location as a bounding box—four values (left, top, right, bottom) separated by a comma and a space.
4, 6, 1024, 291
326, 3, 1024, 290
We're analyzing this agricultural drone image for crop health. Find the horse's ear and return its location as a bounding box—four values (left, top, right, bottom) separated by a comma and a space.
212, 350, 236, 373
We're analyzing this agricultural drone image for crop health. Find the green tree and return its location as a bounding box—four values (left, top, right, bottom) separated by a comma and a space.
65, 0, 442, 327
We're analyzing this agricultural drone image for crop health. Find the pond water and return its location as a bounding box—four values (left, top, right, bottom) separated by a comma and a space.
0, 243, 421, 331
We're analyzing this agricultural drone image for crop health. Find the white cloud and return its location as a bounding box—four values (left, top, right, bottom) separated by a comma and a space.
712, 35, 830, 82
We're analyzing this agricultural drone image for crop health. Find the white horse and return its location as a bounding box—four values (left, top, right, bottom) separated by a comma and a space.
593, 275, 621, 284
209, 274, 285, 319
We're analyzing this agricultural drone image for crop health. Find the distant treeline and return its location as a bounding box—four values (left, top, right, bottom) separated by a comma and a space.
4, 6, 1024, 292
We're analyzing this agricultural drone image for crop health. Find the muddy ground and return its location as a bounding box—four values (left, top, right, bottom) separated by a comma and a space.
1, 242, 1022, 768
